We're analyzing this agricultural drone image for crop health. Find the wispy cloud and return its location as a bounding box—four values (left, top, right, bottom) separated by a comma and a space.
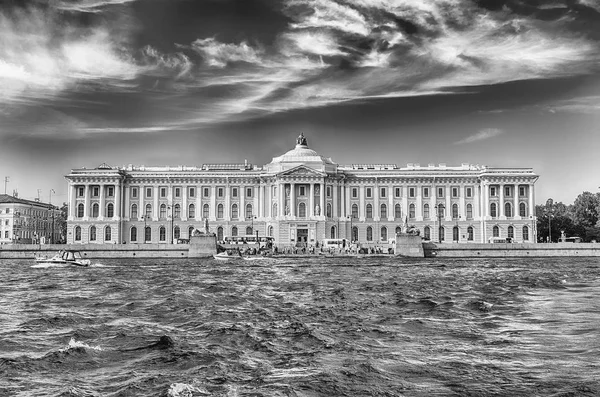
455, 128, 505, 144
54, 0, 139, 13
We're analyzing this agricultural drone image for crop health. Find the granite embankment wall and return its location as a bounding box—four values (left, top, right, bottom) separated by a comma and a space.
0, 236, 218, 259
422, 242, 600, 258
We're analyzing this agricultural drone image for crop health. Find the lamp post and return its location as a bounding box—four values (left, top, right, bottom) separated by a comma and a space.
168, 206, 174, 244
435, 203, 445, 243
247, 215, 255, 235
348, 214, 355, 243
141, 214, 150, 243
546, 198, 553, 243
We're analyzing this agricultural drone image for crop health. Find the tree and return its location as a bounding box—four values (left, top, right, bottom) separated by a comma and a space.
536, 199, 576, 242
572, 192, 600, 241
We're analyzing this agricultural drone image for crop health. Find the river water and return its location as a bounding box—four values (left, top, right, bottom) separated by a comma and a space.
1, 257, 599, 397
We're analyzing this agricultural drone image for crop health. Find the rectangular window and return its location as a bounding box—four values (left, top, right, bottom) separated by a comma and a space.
203, 187, 210, 197
146, 187, 152, 198
423, 187, 429, 198
272, 186, 277, 197
189, 187, 195, 198
366, 187, 372, 198
519, 186, 526, 197
490, 187, 497, 197
300, 186, 306, 196
160, 187, 167, 198
352, 188, 358, 198
505, 186, 511, 197
246, 187, 252, 198
107, 186, 114, 197
131, 187, 138, 199
409, 187, 415, 198
175, 188, 181, 198
395, 187, 401, 198
93, 186, 99, 197
78, 187, 85, 197
437, 187, 444, 198
218, 187, 224, 198
452, 187, 458, 198
466, 187, 472, 198
4, 231, 7, 238
380, 188, 386, 198
232, 187, 238, 198
327, 186, 332, 197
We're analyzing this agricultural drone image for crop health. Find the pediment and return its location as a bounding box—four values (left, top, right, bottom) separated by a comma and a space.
277, 165, 326, 178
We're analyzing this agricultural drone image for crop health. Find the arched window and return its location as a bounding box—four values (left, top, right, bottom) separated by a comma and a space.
104, 226, 111, 241
159, 226, 166, 241
174, 204, 181, 219
453, 226, 459, 242
131, 204, 138, 219
519, 202, 527, 217
188, 226, 194, 238
298, 202, 306, 218
366, 226, 373, 241
396, 226, 401, 235
131, 226, 137, 242
246, 204, 253, 218
92, 203, 99, 218
75, 226, 81, 241
145, 204, 152, 217
352, 226, 358, 242
231, 204, 238, 219
490, 203, 497, 218
189, 204, 195, 219
505, 202, 512, 218
268, 226, 274, 237
107, 203, 114, 218
352, 204, 359, 219
217, 204, 224, 219
466, 203, 473, 219
380, 204, 387, 219
203, 204, 210, 219
493, 225, 500, 237
272, 203, 278, 217
508, 225, 514, 239
330, 226, 336, 238
467, 226, 474, 241
424, 226, 431, 240
217, 226, 224, 241
409, 203, 415, 219
452, 203, 459, 219
77, 204, 84, 218
145, 226, 151, 242
90, 226, 97, 241
423, 204, 429, 219
395, 204, 402, 219
246, 226, 253, 235
231, 226, 238, 237
160, 204, 167, 219
326, 203, 332, 218
366, 204, 373, 219
381, 226, 387, 241
174, 226, 181, 240
439, 226, 445, 241
523, 225, 529, 241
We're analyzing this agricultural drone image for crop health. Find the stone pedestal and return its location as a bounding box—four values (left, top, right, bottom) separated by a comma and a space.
395, 234, 425, 257
188, 234, 217, 258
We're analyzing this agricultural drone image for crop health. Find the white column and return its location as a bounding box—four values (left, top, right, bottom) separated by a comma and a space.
483, 182, 489, 243
416, 185, 423, 221
139, 185, 144, 220
346, 185, 351, 218
359, 185, 365, 220
445, 187, 452, 222
115, 183, 122, 220
514, 184, 519, 219
499, 183, 505, 219
459, 185, 466, 222
290, 182, 295, 217
225, 184, 230, 221
210, 186, 216, 221
279, 182, 284, 219
181, 186, 188, 221
320, 182, 325, 219
309, 183, 314, 217
84, 184, 90, 221
388, 183, 394, 221
69, 184, 76, 220
528, 183, 535, 218
333, 182, 338, 218
99, 184, 105, 220
153, 185, 159, 220
374, 181, 380, 221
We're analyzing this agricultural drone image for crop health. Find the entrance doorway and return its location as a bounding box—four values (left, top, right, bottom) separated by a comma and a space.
296, 228, 308, 246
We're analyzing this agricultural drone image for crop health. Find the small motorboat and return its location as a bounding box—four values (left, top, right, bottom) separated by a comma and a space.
213, 251, 243, 261
35, 250, 91, 267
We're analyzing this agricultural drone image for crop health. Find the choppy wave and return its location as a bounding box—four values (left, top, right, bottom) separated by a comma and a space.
1, 257, 599, 396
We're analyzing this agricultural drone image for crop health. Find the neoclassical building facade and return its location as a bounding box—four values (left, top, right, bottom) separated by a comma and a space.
65, 134, 538, 246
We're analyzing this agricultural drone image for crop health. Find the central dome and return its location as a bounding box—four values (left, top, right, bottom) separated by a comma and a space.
265, 133, 337, 173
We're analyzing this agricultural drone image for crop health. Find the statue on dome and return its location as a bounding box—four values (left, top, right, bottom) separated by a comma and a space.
296, 132, 307, 146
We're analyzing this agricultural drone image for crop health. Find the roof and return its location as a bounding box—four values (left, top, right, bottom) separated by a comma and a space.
0, 194, 56, 209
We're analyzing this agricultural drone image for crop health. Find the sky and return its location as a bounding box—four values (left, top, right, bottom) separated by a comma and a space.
1, 0, 599, 206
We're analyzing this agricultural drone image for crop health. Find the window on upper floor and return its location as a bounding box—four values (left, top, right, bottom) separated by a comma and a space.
409, 187, 415, 198
107, 186, 114, 197
175, 188, 181, 198
146, 187, 152, 198
519, 186, 526, 197
437, 187, 444, 198
352, 188, 358, 198
505, 186, 511, 197
232, 187, 238, 198
452, 187, 459, 198
490, 186, 497, 197
395, 187, 401, 198
366, 187, 372, 198
92, 186, 99, 197
299, 186, 306, 196
466, 187, 473, 198
380, 187, 386, 198
203, 187, 210, 198
131, 187, 138, 199
327, 186, 332, 197
78, 187, 85, 197
160, 187, 167, 198
246, 187, 253, 198
423, 187, 429, 198
189, 187, 195, 198
217, 187, 224, 198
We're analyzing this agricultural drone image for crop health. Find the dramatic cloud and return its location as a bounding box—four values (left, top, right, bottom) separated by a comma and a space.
190, 38, 265, 68
455, 128, 505, 144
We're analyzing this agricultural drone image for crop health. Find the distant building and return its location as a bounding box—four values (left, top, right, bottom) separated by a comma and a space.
0, 194, 63, 244
65, 134, 538, 245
